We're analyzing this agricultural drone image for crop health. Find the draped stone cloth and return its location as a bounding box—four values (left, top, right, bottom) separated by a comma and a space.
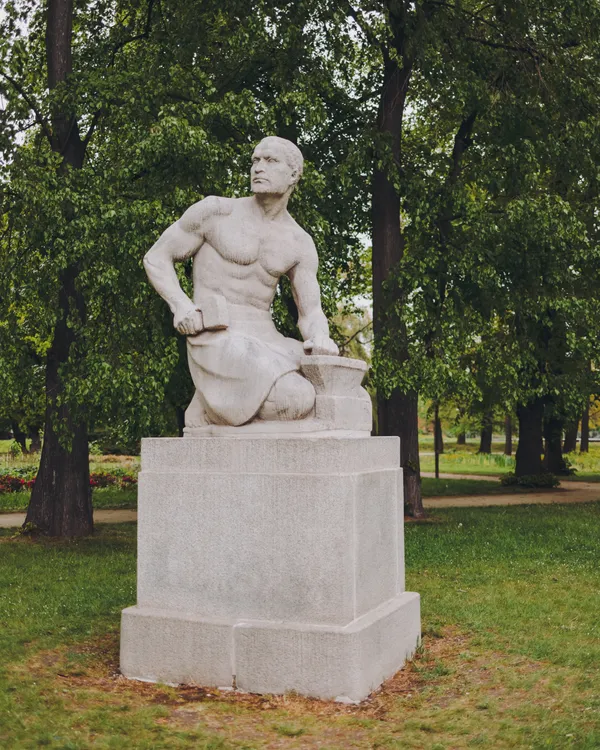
186, 302, 304, 426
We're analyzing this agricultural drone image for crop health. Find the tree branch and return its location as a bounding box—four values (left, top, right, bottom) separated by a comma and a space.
82, 108, 103, 147
110, 0, 155, 64
342, 0, 390, 65
0, 72, 53, 146
464, 35, 542, 60
341, 320, 373, 350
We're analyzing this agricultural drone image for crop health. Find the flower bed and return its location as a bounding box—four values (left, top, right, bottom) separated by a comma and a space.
0, 469, 137, 493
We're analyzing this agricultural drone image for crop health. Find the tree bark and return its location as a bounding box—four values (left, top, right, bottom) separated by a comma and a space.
26, 265, 92, 536
28, 427, 42, 453
563, 421, 578, 454
378, 389, 422, 516
434, 408, 444, 454
515, 399, 544, 476
478, 412, 493, 454
543, 414, 569, 475
580, 402, 590, 453
24, 0, 92, 536
456, 431, 466, 445
504, 414, 512, 456
372, 55, 424, 516
11, 420, 28, 454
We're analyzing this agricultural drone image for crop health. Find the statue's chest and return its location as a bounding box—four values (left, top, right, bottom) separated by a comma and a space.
210, 221, 296, 276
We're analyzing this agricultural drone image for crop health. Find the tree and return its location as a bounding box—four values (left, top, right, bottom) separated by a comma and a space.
1, 0, 372, 534
371, 0, 600, 481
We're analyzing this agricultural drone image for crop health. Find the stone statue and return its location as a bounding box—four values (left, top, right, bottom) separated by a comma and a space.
144, 136, 370, 434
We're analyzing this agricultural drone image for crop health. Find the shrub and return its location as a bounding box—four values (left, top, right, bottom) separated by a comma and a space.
0, 475, 25, 493
89, 472, 119, 488
0, 470, 137, 494
501, 472, 560, 489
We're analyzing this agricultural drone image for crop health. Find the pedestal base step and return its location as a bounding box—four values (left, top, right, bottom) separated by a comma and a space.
121, 592, 420, 702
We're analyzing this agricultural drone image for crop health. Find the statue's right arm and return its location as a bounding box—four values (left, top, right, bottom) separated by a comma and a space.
143, 197, 218, 334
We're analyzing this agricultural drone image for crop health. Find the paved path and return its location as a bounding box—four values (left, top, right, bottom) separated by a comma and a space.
0, 509, 138, 529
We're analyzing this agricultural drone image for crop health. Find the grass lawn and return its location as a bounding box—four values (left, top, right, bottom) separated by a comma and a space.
422, 476, 512, 497
0, 488, 138, 513
420, 452, 514, 476
421, 444, 600, 481
1, 504, 600, 748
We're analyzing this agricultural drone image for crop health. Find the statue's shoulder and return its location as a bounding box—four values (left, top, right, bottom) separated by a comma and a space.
188, 195, 236, 218
179, 196, 237, 232
287, 217, 317, 262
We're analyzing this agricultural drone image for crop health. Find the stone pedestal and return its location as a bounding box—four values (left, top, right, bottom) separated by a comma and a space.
120, 437, 420, 702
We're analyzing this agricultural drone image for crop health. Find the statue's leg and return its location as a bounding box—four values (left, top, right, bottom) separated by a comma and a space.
184, 391, 210, 427
258, 372, 315, 421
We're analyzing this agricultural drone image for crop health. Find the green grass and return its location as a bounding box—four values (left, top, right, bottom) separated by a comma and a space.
1, 505, 600, 747
0, 488, 138, 513
420, 451, 515, 476
422, 476, 515, 497
420, 445, 600, 480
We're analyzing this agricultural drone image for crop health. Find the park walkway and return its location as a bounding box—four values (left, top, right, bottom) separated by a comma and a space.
422, 473, 600, 508
0, 477, 598, 527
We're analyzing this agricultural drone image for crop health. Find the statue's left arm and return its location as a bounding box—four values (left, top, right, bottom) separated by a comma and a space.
288, 238, 339, 356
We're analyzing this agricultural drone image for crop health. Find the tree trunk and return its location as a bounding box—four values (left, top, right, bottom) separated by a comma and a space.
11, 420, 28, 454
456, 431, 466, 445
563, 421, 578, 454
515, 399, 544, 476
378, 390, 422, 517
504, 415, 512, 456
24, 0, 92, 536
580, 402, 590, 453
372, 57, 424, 516
28, 427, 42, 453
434, 408, 444, 454
25, 266, 92, 536
478, 412, 493, 454
543, 414, 568, 475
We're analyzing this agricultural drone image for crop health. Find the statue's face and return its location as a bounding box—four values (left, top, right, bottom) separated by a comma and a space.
251, 142, 297, 195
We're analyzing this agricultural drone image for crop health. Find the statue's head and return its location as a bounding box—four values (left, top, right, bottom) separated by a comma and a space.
251, 136, 304, 197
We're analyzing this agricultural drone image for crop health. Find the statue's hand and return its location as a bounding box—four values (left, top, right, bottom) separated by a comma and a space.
174, 304, 204, 335
304, 335, 339, 356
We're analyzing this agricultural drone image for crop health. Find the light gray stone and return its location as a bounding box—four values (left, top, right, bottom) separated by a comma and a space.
136, 471, 357, 624
234, 593, 421, 701
120, 606, 232, 687
140, 436, 398, 474
136, 438, 400, 625
120, 436, 421, 700
143, 136, 353, 430
120, 593, 420, 702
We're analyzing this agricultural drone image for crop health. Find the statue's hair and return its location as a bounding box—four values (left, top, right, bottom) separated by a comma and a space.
256, 136, 304, 179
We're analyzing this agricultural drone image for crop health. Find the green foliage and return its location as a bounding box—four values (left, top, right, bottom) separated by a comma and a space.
501, 472, 560, 489
360, 0, 600, 433
0, 0, 371, 447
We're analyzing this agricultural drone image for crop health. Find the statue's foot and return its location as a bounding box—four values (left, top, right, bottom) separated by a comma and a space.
258, 372, 315, 421
185, 391, 210, 428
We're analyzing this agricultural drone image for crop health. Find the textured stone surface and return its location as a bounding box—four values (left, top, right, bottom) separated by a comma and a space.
120, 606, 232, 687
141, 436, 398, 474
143, 136, 345, 428
120, 594, 420, 701
121, 436, 420, 700
235, 593, 421, 701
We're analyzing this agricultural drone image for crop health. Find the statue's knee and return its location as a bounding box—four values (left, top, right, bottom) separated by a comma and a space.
264, 372, 315, 420
285, 373, 316, 418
